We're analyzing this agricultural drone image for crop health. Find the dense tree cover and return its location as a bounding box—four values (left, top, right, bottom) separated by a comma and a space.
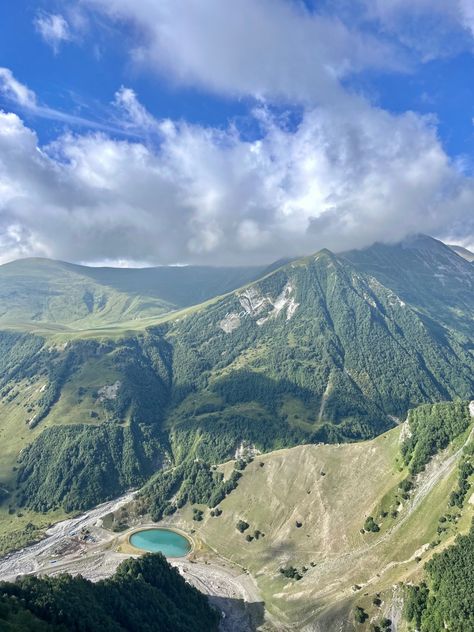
169, 252, 473, 441
343, 235, 474, 336
404, 522, 474, 631
17, 421, 164, 512
101, 333, 172, 425
401, 402, 471, 475
141, 459, 242, 521
5, 246, 474, 517
0, 332, 45, 390
0, 553, 219, 631
447, 440, 474, 511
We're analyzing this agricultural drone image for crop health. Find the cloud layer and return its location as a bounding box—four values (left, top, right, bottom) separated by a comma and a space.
0, 1, 473, 265
83, 0, 405, 104
0, 88, 473, 265
34, 12, 73, 54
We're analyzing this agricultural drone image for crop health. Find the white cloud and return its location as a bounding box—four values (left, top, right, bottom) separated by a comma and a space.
0, 68, 37, 108
0, 67, 140, 134
0, 94, 472, 265
459, 0, 474, 36
1, 5, 473, 265
113, 86, 159, 132
355, 0, 474, 59
83, 0, 404, 105
34, 13, 72, 53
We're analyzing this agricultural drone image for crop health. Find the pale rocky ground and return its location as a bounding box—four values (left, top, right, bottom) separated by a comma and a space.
0, 493, 267, 631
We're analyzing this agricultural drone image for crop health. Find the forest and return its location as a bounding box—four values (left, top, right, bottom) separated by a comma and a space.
0, 553, 219, 631
401, 401, 471, 475
2, 250, 474, 519
404, 521, 474, 631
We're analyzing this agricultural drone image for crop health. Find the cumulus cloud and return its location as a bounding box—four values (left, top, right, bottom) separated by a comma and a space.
34, 12, 72, 53
83, 0, 405, 105
1, 4, 473, 265
0, 93, 473, 265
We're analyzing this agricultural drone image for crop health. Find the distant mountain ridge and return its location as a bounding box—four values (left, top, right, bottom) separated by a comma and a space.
0, 257, 267, 328
1, 235, 471, 331
0, 236, 473, 632
1, 236, 471, 518
0, 234, 472, 520
343, 234, 474, 334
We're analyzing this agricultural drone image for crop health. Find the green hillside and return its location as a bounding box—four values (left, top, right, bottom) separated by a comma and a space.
0, 245, 471, 525
344, 235, 474, 335
136, 400, 474, 630
0, 257, 266, 329
0, 241, 473, 630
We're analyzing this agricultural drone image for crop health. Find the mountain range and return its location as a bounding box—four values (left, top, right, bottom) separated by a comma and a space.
0, 235, 472, 631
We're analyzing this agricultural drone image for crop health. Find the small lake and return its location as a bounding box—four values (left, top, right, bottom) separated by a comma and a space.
129, 528, 192, 557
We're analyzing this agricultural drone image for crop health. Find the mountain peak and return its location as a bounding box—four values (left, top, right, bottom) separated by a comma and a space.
399, 233, 452, 253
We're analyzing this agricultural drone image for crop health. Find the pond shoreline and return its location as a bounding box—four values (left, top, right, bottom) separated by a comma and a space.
127, 525, 194, 558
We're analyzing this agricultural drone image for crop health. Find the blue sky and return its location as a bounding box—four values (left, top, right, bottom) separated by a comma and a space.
0, 2, 256, 142
0, 0, 473, 265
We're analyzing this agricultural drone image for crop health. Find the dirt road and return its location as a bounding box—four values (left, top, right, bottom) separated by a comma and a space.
0, 491, 266, 631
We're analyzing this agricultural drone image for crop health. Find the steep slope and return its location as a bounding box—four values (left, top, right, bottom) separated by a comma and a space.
1, 249, 471, 521
343, 235, 474, 335
404, 522, 474, 631
0, 258, 265, 328
163, 402, 474, 630
166, 248, 473, 452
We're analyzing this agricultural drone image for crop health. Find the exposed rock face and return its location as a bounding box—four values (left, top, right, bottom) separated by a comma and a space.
238, 286, 269, 317
218, 281, 299, 332
256, 282, 299, 326
98, 381, 121, 401
218, 312, 241, 333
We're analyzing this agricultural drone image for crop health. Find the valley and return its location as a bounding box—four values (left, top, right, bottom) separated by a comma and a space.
1, 409, 473, 630
3, 6, 474, 629
0, 236, 473, 631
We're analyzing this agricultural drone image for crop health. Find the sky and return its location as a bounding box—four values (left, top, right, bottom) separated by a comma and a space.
0, 1, 474, 266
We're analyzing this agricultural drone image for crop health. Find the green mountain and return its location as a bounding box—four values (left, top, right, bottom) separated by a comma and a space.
0, 243, 472, 521
0, 257, 266, 329
343, 234, 474, 334
0, 239, 473, 631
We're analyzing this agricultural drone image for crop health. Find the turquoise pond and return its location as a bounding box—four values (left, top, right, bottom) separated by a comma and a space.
129, 529, 192, 557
